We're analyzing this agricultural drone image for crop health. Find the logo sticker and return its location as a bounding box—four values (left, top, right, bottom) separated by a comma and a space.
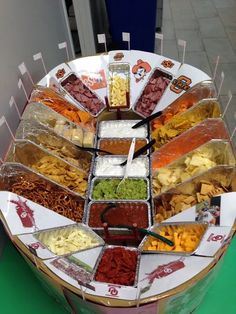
161, 60, 174, 69
170, 75, 192, 94
55, 68, 66, 79
132, 59, 151, 83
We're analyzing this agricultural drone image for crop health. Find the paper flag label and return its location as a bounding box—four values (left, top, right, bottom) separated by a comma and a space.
58, 42, 67, 49
122, 32, 130, 41
155, 33, 163, 40
0, 116, 5, 126
97, 34, 106, 44
18, 62, 27, 75
33, 52, 42, 61
178, 39, 186, 47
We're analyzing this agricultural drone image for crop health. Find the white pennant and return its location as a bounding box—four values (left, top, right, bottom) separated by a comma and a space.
9, 96, 21, 119
122, 32, 131, 50
155, 33, 164, 55
0, 115, 15, 140
18, 78, 29, 101
222, 90, 233, 118
217, 71, 225, 99
178, 39, 186, 64
33, 52, 47, 75
97, 34, 107, 52
58, 41, 69, 61
18, 62, 34, 85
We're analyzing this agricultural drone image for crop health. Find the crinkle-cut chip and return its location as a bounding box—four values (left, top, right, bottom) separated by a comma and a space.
175, 202, 186, 213
183, 195, 196, 204
157, 205, 165, 214
196, 192, 209, 202
152, 179, 161, 188
200, 183, 214, 195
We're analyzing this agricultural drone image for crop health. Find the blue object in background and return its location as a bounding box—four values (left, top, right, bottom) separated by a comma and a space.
105, 0, 157, 52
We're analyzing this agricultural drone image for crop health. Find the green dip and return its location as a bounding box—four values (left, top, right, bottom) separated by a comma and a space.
92, 178, 147, 200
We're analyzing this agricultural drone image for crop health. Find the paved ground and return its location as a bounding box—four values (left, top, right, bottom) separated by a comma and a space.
156, 0, 236, 146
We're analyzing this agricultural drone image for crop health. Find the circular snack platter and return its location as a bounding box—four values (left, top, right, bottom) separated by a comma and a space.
0, 50, 236, 314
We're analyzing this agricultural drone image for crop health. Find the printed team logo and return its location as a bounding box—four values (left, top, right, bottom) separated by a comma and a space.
170, 75, 192, 94
10, 197, 35, 228
161, 59, 174, 69
29, 242, 44, 250
132, 59, 151, 83
80, 70, 107, 90
55, 68, 66, 79
140, 258, 185, 294
207, 233, 226, 243
113, 52, 124, 61
106, 285, 120, 297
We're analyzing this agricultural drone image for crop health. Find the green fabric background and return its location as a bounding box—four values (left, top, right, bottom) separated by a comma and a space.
1, 237, 235, 314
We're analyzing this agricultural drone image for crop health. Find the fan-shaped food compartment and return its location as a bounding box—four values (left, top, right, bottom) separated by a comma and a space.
140, 222, 208, 255
133, 68, 172, 117
29, 85, 96, 129
21, 102, 95, 148
0, 162, 85, 223
153, 166, 235, 223
16, 119, 93, 172
60, 73, 106, 117
93, 245, 140, 287
34, 223, 104, 256
151, 118, 229, 171
151, 80, 216, 131
152, 99, 221, 150
152, 140, 235, 197
6, 140, 88, 198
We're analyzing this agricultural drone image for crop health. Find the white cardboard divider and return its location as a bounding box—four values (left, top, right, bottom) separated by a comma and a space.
9, 96, 21, 119
222, 90, 233, 118
178, 39, 186, 64
33, 52, 47, 75
58, 41, 69, 61
0, 116, 15, 141
18, 78, 29, 102
122, 32, 131, 50
18, 62, 34, 85
97, 33, 107, 53
155, 33, 164, 56
213, 55, 220, 81
217, 71, 225, 99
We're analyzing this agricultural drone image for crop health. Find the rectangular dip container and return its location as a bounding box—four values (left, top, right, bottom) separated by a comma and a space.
98, 120, 148, 138
89, 177, 150, 201
86, 201, 152, 230
93, 156, 149, 177
97, 138, 148, 156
